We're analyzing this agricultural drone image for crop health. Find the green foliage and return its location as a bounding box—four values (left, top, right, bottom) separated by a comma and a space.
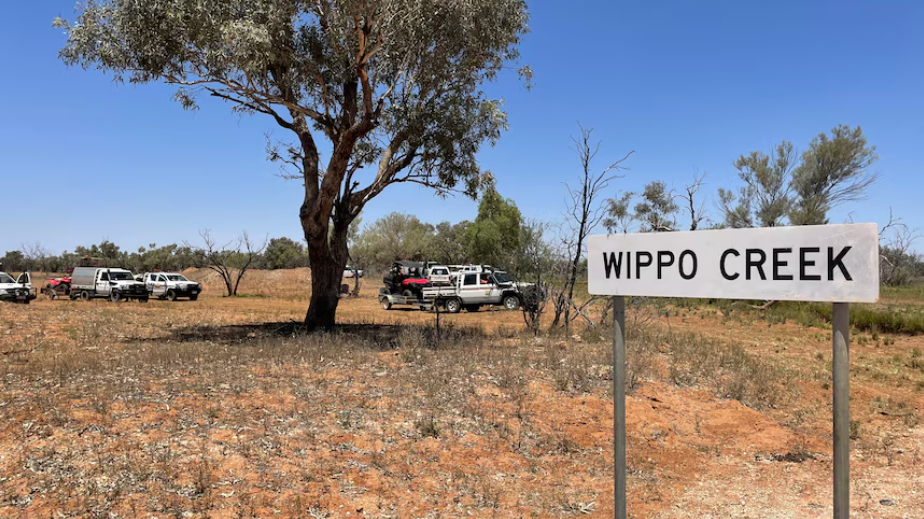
717, 126, 877, 229
790, 125, 878, 225
351, 212, 435, 273
725, 142, 795, 227
55, 0, 529, 206
635, 181, 677, 232
603, 190, 635, 234
429, 221, 471, 266
880, 245, 923, 287
767, 301, 924, 335
0, 251, 26, 272
263, 237, 308, 269
881, 283, 924, 301
464, 183, 523, 267
75, 240, 124, 265
126, 244, 197, 272
716, 186, 754, 228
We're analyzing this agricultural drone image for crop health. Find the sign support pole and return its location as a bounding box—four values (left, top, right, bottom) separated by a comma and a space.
612, 295, 626, 519
832, 302, 850, 519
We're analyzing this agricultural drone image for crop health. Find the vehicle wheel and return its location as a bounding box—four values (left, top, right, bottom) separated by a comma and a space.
45, 287, 56, 300
464, 305, 480, 312
503, 295, 520, 311
110, 291, 122, 303
22, 299, 30, 305
445, 298, 462, 314
166, 290, 177, 302
80, 291, 92, 302
381, 298, 392, 310
401, 289, 415, 299
139, 297, 149, 304
189, 295, 198, 301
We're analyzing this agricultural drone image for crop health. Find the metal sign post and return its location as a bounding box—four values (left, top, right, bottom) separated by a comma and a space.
832, 302, 850, 519
612, 296, 626, 519
587, 224, 880, 519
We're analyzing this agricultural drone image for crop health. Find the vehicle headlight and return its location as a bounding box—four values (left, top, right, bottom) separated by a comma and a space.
0, 289, 7, 295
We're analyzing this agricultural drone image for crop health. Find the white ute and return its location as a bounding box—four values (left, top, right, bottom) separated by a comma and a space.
421, 271, 521, 313
0, 272, 35, 304
70, 267, 149, 302
143, 272, 202, 301
426, 265, 452, 285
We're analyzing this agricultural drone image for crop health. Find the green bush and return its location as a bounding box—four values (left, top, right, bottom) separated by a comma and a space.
767, 302, 924, 335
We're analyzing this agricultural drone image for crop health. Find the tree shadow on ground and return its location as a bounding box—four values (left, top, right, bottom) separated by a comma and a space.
131, 320, 494, 348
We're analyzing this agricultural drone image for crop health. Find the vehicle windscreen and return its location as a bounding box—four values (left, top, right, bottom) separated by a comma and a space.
494, 272, 513, 284
0, 274, 14, 284
109, 272, 135, 281
167, 275, 188, 281
433, 269, 448, 275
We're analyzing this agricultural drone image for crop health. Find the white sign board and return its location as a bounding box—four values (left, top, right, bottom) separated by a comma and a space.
588, 224, 879, 302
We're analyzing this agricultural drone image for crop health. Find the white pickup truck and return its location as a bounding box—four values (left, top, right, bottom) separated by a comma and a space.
420, 270, 521, 313
70, 267, 149, 302
143, 272, 202, 301
0, 272, 35, 304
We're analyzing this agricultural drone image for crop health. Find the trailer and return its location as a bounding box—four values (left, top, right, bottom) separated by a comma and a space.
378, 288, 433, 311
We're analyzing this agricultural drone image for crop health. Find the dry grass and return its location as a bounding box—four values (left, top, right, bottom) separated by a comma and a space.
1, 271, 923, 518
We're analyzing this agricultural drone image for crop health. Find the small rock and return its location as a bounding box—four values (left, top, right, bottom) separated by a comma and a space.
879, 499, 895, 506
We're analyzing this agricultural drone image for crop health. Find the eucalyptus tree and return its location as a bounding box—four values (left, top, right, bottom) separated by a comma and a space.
56, 0, 529, 327
790, 125, 878, 225
634, 181, 678, 232
717, 128, 876, 228
717, 142, 795, 228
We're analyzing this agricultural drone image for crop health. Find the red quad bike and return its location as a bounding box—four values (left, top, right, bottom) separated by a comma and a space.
383, 260, 430, 299
44, 276, 72, 300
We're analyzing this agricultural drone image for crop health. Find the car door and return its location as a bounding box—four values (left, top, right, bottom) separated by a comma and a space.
476, 273, 498, 304
459, 273, 482, 303
96, 271, 111, 296
485, 274, 504, 303
15, 272, 32, 297
15, 272, 31, 288
152, 275, 167, 297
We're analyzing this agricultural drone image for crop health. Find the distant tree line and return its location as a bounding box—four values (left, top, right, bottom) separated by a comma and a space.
2, 237, 289, 275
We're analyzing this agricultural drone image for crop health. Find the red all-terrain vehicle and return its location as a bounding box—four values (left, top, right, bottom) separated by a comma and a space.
44, 276, 72, 300
383, 261, 429, 299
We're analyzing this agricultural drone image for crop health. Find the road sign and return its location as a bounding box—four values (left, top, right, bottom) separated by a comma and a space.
588, 223, 879, 302
592, 223, 879, 519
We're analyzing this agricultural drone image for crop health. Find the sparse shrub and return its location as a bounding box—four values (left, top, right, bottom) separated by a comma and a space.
665, 331, 789, 408
910, 348, 924, 371
415, 416, 440, 438
849, 420, 861, 440
767, 301, 924, 335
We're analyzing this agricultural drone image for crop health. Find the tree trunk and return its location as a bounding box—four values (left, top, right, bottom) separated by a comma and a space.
303, 208, 351, 330
305, 256, 342, 329
352, 271, 361, 297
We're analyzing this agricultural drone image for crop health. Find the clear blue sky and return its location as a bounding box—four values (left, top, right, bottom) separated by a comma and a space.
1, 0, 921, 254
